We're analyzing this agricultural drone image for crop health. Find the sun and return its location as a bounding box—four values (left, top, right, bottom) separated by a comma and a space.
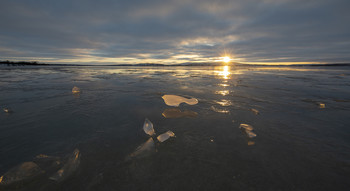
223, 56, 231, 63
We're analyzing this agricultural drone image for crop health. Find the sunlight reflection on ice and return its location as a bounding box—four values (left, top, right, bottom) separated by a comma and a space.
214, 100, 232, 106
211, 106, 229, 113
215, 90, 230, 96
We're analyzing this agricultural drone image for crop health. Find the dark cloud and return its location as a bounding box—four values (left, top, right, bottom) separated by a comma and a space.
0, 0, 349, 64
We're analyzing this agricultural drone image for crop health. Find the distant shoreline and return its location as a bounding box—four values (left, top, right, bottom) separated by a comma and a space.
1, 60, 350, 67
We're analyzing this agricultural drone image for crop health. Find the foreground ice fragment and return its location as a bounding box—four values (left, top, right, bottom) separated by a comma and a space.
157, 131, 176, 142
143, 118, 155, 136
72, 86, 81, 94
127, 138, 155, 159
162, 108, 198, 118
49, 149, 80, 182
162, 95, 198, 107
0, 162, 43, 185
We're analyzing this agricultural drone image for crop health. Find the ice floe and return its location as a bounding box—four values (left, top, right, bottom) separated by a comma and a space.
162, 95, 198, 107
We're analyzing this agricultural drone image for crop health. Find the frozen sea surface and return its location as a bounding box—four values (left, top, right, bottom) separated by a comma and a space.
0, 65, 349, 190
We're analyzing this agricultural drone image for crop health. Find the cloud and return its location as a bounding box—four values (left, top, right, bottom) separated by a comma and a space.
0, 0, 349, 64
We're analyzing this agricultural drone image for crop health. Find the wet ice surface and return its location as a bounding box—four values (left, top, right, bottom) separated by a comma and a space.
0, 65, 350, 190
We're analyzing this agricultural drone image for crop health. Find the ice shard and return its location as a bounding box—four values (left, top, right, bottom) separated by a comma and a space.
143, 118, 155, 136
157, 131, 175, 142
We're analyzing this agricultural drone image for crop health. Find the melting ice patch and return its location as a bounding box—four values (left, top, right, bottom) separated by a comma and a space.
162, 95, 198, 107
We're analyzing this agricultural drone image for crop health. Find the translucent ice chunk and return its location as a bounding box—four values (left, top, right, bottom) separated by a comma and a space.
157, 131, 175, 142
72, 86, 81, 94
162, 108, 198, 118
127, 137, 155, 159
0, 162, 43, 185
143, 118, 155, 136
49, 149, 80, 182
162, 95, 198, 107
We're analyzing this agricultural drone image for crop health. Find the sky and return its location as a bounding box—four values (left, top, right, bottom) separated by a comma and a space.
0, 0, 349, 65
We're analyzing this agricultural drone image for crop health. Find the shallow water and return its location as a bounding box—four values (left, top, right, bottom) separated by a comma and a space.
0, 65, 349, 190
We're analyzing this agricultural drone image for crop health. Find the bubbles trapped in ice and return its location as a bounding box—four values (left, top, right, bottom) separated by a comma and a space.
72, 86, 81, 94
239, 124, 257, 139
251, 108, 259, 115
0, 162, 43, 185
162, 108, 198, 118
162, 95, 198, 107
157, 131, 175, 143
143, 118, 155, 136
49, 149, 80, 182
211, 106, 229, 113
127, 137, 155, 159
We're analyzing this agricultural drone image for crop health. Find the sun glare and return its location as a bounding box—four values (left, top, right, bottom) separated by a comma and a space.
223, 56, 230, 63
